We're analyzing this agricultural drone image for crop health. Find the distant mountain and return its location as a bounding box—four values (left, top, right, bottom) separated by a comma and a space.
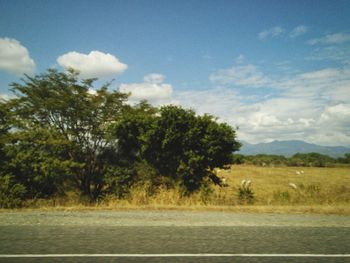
238, 140, 350, 158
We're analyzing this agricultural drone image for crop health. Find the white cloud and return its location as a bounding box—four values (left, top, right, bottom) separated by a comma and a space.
143, 73, 165, 84
307, 132, 350, 147
209, 64, 270, 88
259, 25, 309, 41
320, 104, 350, 124
0, 93, 12, 101
235, 54, 245, 64
325, 82, 350, 102
87, 88, 97, 95
244, 68, 350, 145
0, 37, 36, 76
299, 68, 340, 79
277, 67, 350, 102
306, 46, 350, 64
173, 87, 323, 144
248, 112, 281, 127
173, 88, 350, 146
236, 97, 319, 142
173, 88, 240, 121
57, 51, 127, 79
119, 73, 173, 105
289, 25, 308, 38
307, 33, 350, 45
312, 103, 350, 146
258, 26, 286, 40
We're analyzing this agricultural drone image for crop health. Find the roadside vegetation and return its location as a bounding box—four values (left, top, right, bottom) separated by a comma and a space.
1, 69, 349, 215
0, 69, 239, 208
8, 165, 349, 215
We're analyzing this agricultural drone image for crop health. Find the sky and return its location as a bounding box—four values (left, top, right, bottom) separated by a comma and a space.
1, 0, 350, 146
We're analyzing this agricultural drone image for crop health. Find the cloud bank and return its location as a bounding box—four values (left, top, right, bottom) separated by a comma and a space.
175, 62, 350, 146
117, 59, 349, 146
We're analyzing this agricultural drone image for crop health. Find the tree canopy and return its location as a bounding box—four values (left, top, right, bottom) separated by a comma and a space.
114, 105, 240, 193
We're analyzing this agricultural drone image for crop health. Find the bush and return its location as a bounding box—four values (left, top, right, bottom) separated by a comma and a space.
0, 175, 27, 208
140, 106, 240, 193
199, 183, 214, 204
238, 180, 254, 204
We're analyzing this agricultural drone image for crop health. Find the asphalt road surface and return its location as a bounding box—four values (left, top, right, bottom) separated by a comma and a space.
0, 211, 349, 262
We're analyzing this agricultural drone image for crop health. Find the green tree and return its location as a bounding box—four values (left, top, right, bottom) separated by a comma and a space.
115, 105, 240, 193
0, 100, 28, 207
6, 69, 130, 200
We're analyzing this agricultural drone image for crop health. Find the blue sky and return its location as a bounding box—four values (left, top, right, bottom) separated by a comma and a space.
1, 0, 350, 146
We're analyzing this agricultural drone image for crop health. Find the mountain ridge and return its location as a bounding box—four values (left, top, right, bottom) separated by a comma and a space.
238, 140, 350, 158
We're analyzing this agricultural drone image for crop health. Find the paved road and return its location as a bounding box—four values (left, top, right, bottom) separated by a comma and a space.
0, 211, 349, 262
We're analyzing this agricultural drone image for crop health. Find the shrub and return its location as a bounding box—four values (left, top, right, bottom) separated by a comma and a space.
273, 190, 291, 204
238, 180, 254, 204
199, 183, 214, 204
114, 105, 240, 194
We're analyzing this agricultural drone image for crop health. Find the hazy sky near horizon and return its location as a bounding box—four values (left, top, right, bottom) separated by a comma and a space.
1, 0, 350, 146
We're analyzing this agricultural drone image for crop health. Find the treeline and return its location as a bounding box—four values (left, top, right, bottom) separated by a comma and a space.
232, 152, 350, 167
0, 69, 240, 208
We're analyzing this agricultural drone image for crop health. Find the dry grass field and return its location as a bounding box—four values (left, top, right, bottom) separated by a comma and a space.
216, 165, 350, 205
20, 165, 350, 215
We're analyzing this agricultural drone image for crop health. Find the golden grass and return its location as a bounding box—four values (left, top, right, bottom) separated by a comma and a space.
8, 165, 350, 215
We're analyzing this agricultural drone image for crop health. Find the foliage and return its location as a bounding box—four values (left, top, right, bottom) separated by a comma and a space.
127, 105, 240, 193
0, 175, 27, 208
3, 127, 81, 198
113, 101, 158, 163
4, 69, 131, 200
